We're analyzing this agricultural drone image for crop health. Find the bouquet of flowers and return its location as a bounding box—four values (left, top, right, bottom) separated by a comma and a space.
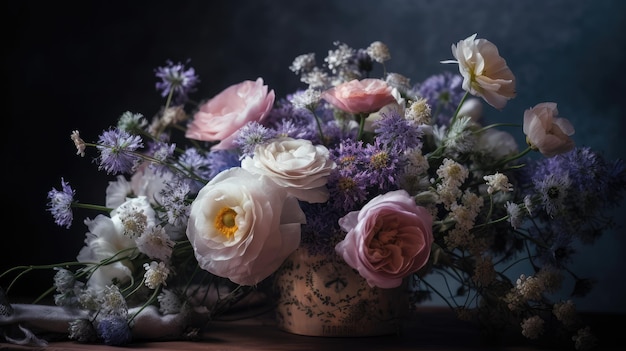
1, 33, 624, 350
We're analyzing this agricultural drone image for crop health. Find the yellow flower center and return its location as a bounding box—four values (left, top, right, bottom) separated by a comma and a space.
214, 207, 238, 239
370, 151, 389, 169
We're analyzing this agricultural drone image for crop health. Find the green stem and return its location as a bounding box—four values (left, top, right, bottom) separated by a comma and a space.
72, 202, 112, 212
448, 91, 469, 128
310, 107, 326, 145
497, 146, 533, 167
356, 113, 366, 141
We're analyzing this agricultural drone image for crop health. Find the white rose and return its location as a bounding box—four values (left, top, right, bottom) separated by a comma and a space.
241, 137, 336, 203
186, 168, 306, 286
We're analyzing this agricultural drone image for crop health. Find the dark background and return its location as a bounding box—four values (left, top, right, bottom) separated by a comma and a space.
2, 1, 625, 313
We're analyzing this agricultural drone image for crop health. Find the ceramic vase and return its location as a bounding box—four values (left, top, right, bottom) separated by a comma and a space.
273, 247, 409, 337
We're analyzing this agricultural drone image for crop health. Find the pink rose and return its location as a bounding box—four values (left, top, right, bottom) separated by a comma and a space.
185, 78, 275, 150
321, 78, 396, 114
335, 189, 434, 289
523, 102, 575, 157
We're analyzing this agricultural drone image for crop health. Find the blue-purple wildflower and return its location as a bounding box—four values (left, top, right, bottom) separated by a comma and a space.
176, 147, 212, 184
415, 71, 464, 125
233, 121, 277, 158
154, 59, 199, 105
97, 316, 132, 346
96, 128, 144, 175
46, 178, 75, 229
373, 110, 423, 152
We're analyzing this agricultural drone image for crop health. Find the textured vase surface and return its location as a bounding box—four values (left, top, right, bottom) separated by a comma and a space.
273, 247, 408, 337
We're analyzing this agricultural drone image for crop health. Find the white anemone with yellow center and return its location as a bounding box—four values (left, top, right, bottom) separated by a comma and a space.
186, 167, 306, 286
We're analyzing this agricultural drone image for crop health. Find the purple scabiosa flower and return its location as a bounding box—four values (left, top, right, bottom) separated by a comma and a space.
326, 168, 370, 213
534, 224, 576, 268
296, 202, 343, 255
146, 140, 176, 175
265, 97, 318, 137
535, 173, 571, 218
205, 149, 240, 179
326, 139, 372, 212
96, 128, 144, 175
415, 71, 464, 125
154, 59, 199, 105
275, 118, 317, 141
522, 147, 626, 244
176, 147, 212, 183
373, 110, 423, 152
46, 178, 75, 229
97, 316, 132, 346
233, 121, 277, 158
158, 180, 191, 228
363, 141, 401, 190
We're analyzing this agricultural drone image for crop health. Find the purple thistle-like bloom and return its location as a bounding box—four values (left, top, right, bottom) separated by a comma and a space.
298, 201, 344, 255
519, 147, 626, 249
326, 139, 372, 212
97, 316, 132, 346
146, 140, 176, 175
46, 178, 75, 229
363, 141, 402, 190
326, 168, 370, 213
534, 222, 576, 268
177, 147, 212, 185
206, 149, 241, 179
373, 110, 423, 152
159, 180, 191, 227
233, 121, 277, 158
96, 128, 144, 175
155, 59, 199, 105
415, 71, 464, 125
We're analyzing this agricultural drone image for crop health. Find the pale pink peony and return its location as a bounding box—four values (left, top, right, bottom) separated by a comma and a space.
185, 78, 275, 150
443, 33, 516, 110
523, 102, 575, 157
335, 189, 434, 289
186, 168, 306, 286
321, 78, 397, 114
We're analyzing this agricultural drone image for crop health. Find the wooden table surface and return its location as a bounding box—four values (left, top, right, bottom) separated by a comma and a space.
0, 306, 621, 351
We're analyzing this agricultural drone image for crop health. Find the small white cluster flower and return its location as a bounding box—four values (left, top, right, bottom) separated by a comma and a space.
572, 326, 598, 351
143, 261, 170, 289
289, 53, 316, 75
289, 88, 322, 110
300, 67, 330, 89
484, 172, 513, 195
385, 72, 411, 92
436, 158, 469, 209
405, 98, 432, 125
515, 274, 545, 301
136, 225, 175, 262
505, 201, 523, 229
98, 285, 128, 317
157, 289, 183, 315
521, 315, 544, 340
366, 41, 391, 63
553, 300, 578, 326
324, 41, 355, 75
